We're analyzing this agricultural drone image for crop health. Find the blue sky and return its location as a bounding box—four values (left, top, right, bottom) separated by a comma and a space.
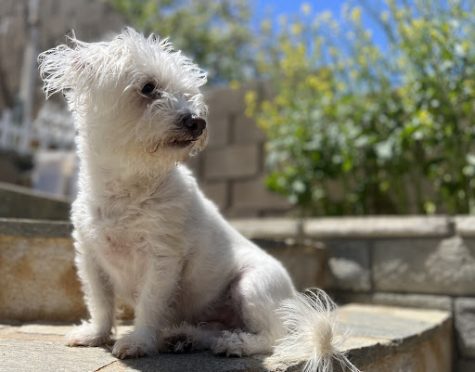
255, 0, 343, 17
253, 0, 389, 50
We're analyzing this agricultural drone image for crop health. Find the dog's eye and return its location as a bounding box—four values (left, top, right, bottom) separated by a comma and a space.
141, 82, 156, 96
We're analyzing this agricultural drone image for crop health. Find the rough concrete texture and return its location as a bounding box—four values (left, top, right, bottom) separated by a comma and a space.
0, 218, 71, 237
204, 145, 260, 180
458, 359, 475, 372
0, 234, 86, 321
259, 241, 326, 290
0, 219, 323, 321
304, 216, 451, 239
231, 178, 291, 216
332, 292, 453, 312
455, 216, 475, 237
0, 304, 451, 372
230, 219, 300, 240
324, 240, 371, 292
455, 298, 475, 358
0, 182, 70, 220
373, 236, 475, 295
338, 305, 452, 372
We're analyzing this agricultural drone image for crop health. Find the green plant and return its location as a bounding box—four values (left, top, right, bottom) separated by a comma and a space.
110, 0, 254, 83
247, 0, 475, 216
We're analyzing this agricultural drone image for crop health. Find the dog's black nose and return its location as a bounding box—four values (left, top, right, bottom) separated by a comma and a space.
181, 114, 206, 138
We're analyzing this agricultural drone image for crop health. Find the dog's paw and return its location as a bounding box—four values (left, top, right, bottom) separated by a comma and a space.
66, 322, 111, 347
212, 331, 244, 357
163, 333, 194, 353
112, 329, 157, 359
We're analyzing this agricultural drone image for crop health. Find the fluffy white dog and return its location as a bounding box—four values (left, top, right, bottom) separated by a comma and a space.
38, 28, 358, 372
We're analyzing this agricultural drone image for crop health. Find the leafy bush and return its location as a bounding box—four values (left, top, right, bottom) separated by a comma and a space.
247, 0, 475, 216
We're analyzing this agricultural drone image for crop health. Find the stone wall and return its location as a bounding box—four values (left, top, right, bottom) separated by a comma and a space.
191, 85, 292, 217
0, 0, 125, 112
1, 215, 471, 370
235, 216, 475, 371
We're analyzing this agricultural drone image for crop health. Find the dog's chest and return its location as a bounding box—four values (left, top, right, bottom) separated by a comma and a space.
93, 196, 161, 296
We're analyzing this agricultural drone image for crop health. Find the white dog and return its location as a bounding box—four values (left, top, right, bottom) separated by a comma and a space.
38, 28, 358, 372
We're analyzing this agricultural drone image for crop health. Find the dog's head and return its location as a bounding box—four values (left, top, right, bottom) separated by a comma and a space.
38, 28, 208, 169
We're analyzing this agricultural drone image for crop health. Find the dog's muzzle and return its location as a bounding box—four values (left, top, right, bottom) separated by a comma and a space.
180, 114, 207, 139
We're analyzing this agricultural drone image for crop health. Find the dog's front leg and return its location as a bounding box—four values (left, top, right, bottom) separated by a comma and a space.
66, 246, 115, 347
112, 255, 182, 359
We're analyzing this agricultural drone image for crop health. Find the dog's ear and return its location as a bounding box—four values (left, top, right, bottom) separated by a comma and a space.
38, 35, 93, 99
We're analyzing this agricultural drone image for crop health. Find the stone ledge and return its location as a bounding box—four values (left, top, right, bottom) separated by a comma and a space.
304, 216, 451, 239
0, 219, 324, 321
0, 216, 462, 240
0, 182, 70, 220
332, 291, 453, 311
0, 304, 452, 372
230, 218, 300, 240
0, 218, 72, 238
455, 216, 475, 237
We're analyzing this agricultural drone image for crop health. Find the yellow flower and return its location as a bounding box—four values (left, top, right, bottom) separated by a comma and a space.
306, 75, 321, 90
301, 3, 311, 15
351, 7, 362, 22
291, 23, 303, 35
244, 91, 257, 117
260, 19, 272, 32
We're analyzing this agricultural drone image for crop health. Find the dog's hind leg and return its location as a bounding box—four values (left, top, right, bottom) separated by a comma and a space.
210, 266, 295, 357
160, 323, 222, 353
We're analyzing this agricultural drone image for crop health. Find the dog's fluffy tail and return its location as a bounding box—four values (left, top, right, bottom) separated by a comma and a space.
266, 289, 360, 372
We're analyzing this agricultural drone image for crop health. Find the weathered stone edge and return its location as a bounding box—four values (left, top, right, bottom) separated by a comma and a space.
455, 216, 475, 237
304, 216, 454, 238
344, 312, 452, 369
231, 216, 454, 239
0, 181, 70, 203
2, 215, 474, 239
0, 216, 466, 240
0, 218, 72, 238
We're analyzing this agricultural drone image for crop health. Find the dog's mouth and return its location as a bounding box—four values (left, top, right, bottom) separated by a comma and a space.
167, 138, 196, 148
147, 138, 197, 153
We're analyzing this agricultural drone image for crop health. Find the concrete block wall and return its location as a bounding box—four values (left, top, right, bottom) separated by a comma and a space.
233, 216, 475, 370
187, 85, 292, 217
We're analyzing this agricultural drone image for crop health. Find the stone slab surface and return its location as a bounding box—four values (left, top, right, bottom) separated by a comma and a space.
304, 216, 451, 239
455, 216, 475, 237
455, 297, 475, 358
231, 177, 290, 212
260, 242, 326, 290
373, 236, 475, 295
204, 145, 259, 180
0, 219, 323, 321
230, 219, 300, 240
0, 182, 70, 220
0, 304, 451, 372
333, 292, 452, 311
458, 359, 475, 372
0, 233, 86, 321
325, 240, 371, 292
0, 218, 71, 237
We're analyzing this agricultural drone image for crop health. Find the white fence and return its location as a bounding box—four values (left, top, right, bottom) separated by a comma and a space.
0, 103, 75, 155
0, 110, 29, 153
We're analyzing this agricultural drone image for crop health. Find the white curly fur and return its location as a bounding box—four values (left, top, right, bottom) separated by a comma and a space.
38, 28, 359, 372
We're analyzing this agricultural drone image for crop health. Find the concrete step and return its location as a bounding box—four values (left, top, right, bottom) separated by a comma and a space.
0, 218, 325, 321
0, 217, 453, 371
0, 182, 70, 220
0, 304, 451, 372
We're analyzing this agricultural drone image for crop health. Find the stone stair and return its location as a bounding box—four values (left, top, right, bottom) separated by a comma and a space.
0, 304, 451, 372
0, 185, 463, 371
0, 217, 454, 371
